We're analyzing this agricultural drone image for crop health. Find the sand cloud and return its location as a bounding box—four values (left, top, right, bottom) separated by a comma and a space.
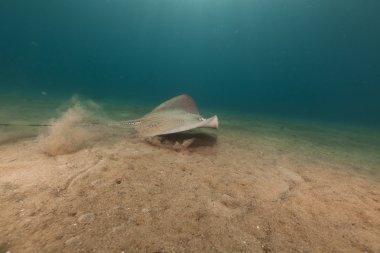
39, 98, 104, 156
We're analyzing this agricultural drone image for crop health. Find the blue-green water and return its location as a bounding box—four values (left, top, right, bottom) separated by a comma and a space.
1, 0, 379, 126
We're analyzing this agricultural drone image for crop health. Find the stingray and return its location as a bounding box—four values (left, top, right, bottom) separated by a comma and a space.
0, 94, 219, 137
110, 94, 219, 137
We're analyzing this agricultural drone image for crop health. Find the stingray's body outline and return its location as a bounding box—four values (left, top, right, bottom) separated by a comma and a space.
113, 94, 219, 137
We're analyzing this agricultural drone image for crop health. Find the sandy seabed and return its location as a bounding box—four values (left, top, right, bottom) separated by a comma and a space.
1, 97, 380, 253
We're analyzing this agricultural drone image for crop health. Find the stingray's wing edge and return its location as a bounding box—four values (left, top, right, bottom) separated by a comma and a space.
150, 94, 199, 114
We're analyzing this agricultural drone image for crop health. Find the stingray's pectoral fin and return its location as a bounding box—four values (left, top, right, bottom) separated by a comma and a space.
201, 115, 219, 129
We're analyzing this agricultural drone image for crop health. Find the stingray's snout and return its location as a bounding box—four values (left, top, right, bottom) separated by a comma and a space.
204, 115, 219, 129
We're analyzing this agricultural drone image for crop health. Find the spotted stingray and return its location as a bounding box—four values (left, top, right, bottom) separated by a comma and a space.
0, 94, 219, 138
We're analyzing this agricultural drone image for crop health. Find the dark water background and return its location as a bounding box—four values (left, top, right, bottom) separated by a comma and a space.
0, 0, 379, 126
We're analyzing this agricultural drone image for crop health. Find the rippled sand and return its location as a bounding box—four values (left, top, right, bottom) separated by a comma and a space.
1, 97, 380, 252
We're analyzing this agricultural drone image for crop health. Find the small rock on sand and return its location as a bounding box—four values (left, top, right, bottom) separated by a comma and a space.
65, 236, 81, 245
78, 213, 95, 224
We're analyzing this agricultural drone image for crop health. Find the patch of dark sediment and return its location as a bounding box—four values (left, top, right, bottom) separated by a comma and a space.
38, 98, 111, 156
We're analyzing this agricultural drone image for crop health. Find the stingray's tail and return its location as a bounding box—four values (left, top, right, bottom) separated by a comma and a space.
0, 122, 101, 128
0, 120, 140, 128
0, 123, 51, 127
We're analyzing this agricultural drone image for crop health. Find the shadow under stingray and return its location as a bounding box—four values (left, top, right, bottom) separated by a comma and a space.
145, 131, 218, 153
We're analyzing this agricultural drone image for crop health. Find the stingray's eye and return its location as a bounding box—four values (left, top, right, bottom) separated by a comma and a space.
198, 116, 205, 122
